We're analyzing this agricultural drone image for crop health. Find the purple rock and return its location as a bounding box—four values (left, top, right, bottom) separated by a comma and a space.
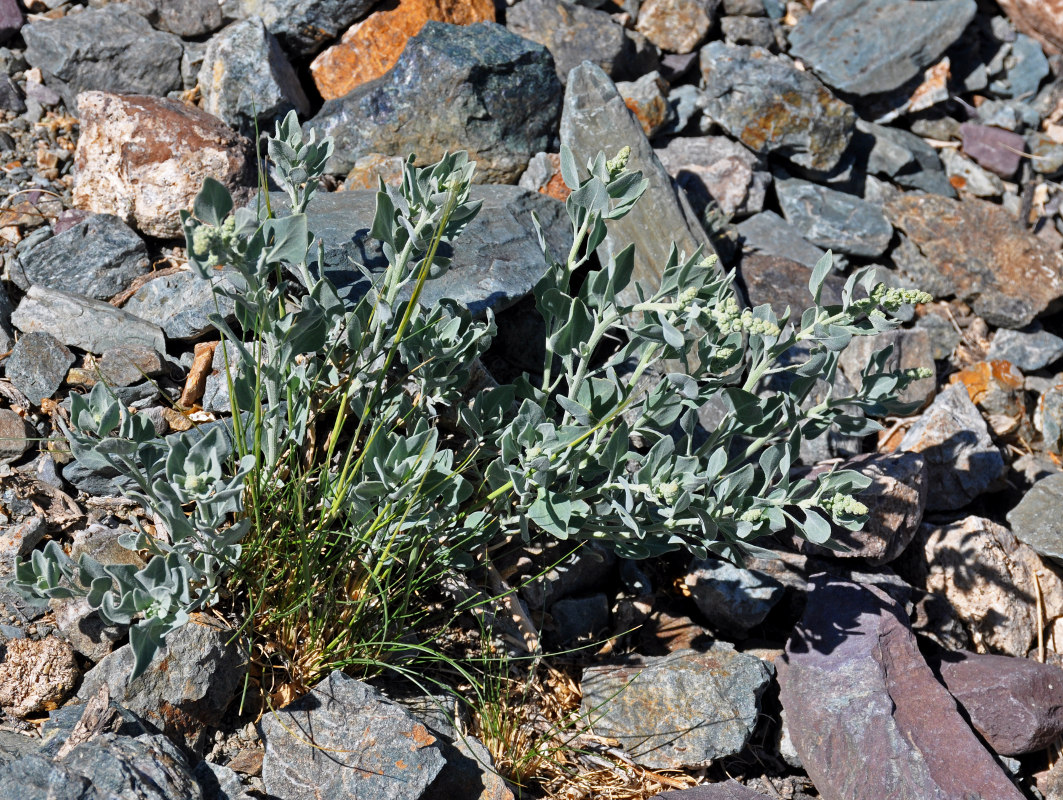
960, 123, 1026, 178
52, 209, 93, 235
0, 0, 21, 45
778, 576, 1026, 800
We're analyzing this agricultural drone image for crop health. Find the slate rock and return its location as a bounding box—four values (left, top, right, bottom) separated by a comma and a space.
0, 73, 23, 113
192, 760, 248, 800
858, 120, 955, 197
735, 212, 831, 270
886, 193, 1063, 329
960, 122, 1025, 179
654, 135, 770, 217
0, 729, 37, 768
5, 332, 74, 406
990, 326, 1063, 373
1029, 131, 1063, 177
121, 271, 235, 341
62, 734, 203, 800
22, 6, 183, 110
260, 670, 446, 800
699, 41, 855, 173
721, 15, 777, 49
779, 577, 1026, 800
580, 645, 771, 769
550, 593, 610, 644
838, 328, 936, 408
49, 596, 122, 662
928, 649, 1063, 756
658, 783, 768, 799
0, 516, 46, 564
12, 285, 166, 354
14, 214, 149, 300
939, 146, 1005, 197
775, 176, 892, 257
96, 346, 166, 388
635, 0, 718, 55
125, 0, 224, 37
684, 558, 784, 634
561, 62, 715, 309
308, 22, 561, 183
0, 0, 20, 45
226, 0, 377, 57
1008, 473, 1063, 565
995, 33, 1050, 100
198, 17, 309, 137
0, 409, 34, 465
787, 0, 976, 97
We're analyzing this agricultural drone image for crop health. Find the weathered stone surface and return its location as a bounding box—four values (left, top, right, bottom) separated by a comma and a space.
684, 558, 783, 634
699, 42, 856, 173
71, 524, 148, 571
886, 193, 1063, 329
960, 122, 1025, 179
616, 71, 674, 137
0, 0, 21, 45
12, 285, 166, 355
62, 734, 203, 800
120, 270, 235, 341
261, 670, 446, 800
580, 646, 771, 769
898, 383, 1003, 511
224, 0, 377, 57
14, 215, 149, 300
858, 120, 955, 197
308, 22, 560, 183
78, 621, 247, 752
22, 6, 183, 110
49, 596, 122, 663
940, 147, 1005, 197
125, 0, 224, 37
721, 15, 776, 49
73, 92, 254, 240
561, 62, 714, 308
0, 516, 46, 564
343, 153, 407, 191
949, 360, 1026, 439
0, 636, 78, 717
96, 346, 166, 388
775, 176, 892, 257
779, 577, 1026, 800
0, 410, 33, 466
199, 17, 309, 136
1029, 131, 1063, 177
655, 135, 770, 217
838, 328, 935, 408
658, 782, 766, 800
5, 332, 74, 406
997, 0, 1063, 56
635, 0, 717, 54
738, 253, 843, 318
1008, 473, 1063, 565
787, 0, 976, 97
927, 649, 1063, 756
736, 213, 831, 270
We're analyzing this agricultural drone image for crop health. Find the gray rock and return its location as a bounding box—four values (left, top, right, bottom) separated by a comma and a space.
663, 83, 702, 135
988, 325, 1063, 371
550, 594, 610, 644
899, 383, 1004, 510
0, 516, 46, 563
787, 0, 977, 96
738, 252, 844, 317
0, 755, 95, 800
0, 0, 21, 45
192, 760, 248, 800
96, 346, 166, 387
60, 459, 123, 496
120, 271, 234, 341
22, 6, 183, 110
580, 645, 772, 769
61, 733, 203, 800
1008, 473, 1063, 565
939, 147, 1005, 197
735, 210, 831, 270
5, 332, 73, 406
521, 543, 616, 610
12, 285, 167, 355
657, 781, 766, 800
778, 577, 1026, 800
654, 135, 770, 217
223, 0, 376, 57
1029, 131, 1063, 177
684, 558, 783, 635
699, 42, 855, 173
13, 215, 149, 300
561, 62, 715, 309
0, 729, 38, 768
260, 671, 446, 800
49, 596, 123, 662
994, 34, 1050, 101
0, 73, 24, 113
307, 22, 561, 183
721, 15, 777, 49
774, 176, 892, 257
70, 524, 148, 571
124, 0, 224, 37
838, 328, 936, 408
198, 18, 309, 137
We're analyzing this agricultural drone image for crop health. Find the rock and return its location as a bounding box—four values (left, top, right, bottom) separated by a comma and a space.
616, 71, 674, 137
550, 594, 610, 644
0, 410, 34, 466
859, 120, 955, 197
654, 135, 770, 217
927, 649, 1063, 756
735, 212, 832, 270
658, 782, 766, 799
1008, 473, 1063, 565
521, 543, 616, 610
0, 0, 20, 45
635, 0, 718, 55
343, 153, 407, 191
308, 22, 560, 183
73, 92, 254, 240
49, 596, 122, 662
518, 151, 570, 202
684, 558, 783, 635
14, 214, 149, 300
71, 524, 148, 571
0, 73, 23, 113
1029, 132, 1063, 177
580, 645, 771, 769
96, 346, 166, 388
78, 621, 247, 752
721, 15, 777, 49
12, 285, 166, 355
198, 18, 309, 136
949, 360, 1027, 438
0, 516, 46, 565
261, 670, 446, 800
699, 42, 855, 173
125, 0, 224, 37
997, 0, 1063, 56
224, 0, 377, 57
0, 636, 78, 717
960, 122, 1025, 179
22, 6, 183, 110
787, 0, 976, 97
885, 193, 1063, 329
506, 0, 653, 86
778, 577, 1026, 800
838, 328, 935, 408
939, 147, 1005, 197
192, 760, 247, 800
738, 253, 844, 320
62, 733, 203, 800
561, 62, 714, 308
996, 33, 1050, 100
5, 332, 74, 406
774, 176, 892, 257
120, 270, 235, 341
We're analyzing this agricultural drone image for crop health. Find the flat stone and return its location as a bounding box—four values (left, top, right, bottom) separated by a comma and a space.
561, 62, 715, 308
73, 92, 254, 240
308, 21, 560, 183
5, 332, 73, 406
735, 212, 830, 270
261, 670, 446, 800
14, 214, 149, 300
699, 42, 855, 173
0, 410, 34, 466
787, 0, 976, 96
22, 6, 183, 110
774, 176, 892, 257
838, 328, 936, 408
684, 558, 783, 635
199, 17, 309, 136
654, 135, 770, 217
657, 782, 767, 800
778, 577, 1026, 800
635, 0, 717, 54
49, 596, 122, 662
940, 147, 1005, 197
738, 253, 844, 321
885, 193, 1063, 329
125, 0, 224, 37
997, 0, 1063, 56
859, 120, 955, 196
0, 0, 21, 45
225, 0, 377, 57
1008, 473, 1063, 565
120, 270, 235, 341
580, 646, 771, 769
960, 122, 1026, 179
0, 636, 78, 717
96, 346, 166, 388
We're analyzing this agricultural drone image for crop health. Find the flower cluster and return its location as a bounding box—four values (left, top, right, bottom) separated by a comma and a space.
709, 296, 781, 336
819, 492, 869, 518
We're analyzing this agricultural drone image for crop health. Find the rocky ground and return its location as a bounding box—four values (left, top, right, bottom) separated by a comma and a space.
3, 0, 1063, 798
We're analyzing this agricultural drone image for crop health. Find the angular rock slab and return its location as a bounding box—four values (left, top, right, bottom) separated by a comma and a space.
120, 270, 235, 341
5, 332, 74, 406
561, 62, 715, 309
774, 176, 892, 257
226, 0, 377, 57
73, 92, 254, 239
988, 325, 1063, 372
580, 645, 772, 769
699, 42, 856, 173
307, 21, 561, 183
260, 670, 446, 800
787, 0, 976, 97
658, 782, 766, 800
684, 558, 784, 635
654, 135, 770, 218
886, 193, 1063, 329
1008, 472, 1063, 565
778, 577, 1026, 800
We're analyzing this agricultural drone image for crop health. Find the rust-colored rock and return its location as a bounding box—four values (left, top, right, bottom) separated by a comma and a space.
0, 635, 79, 717
310, 0, 496, 101
997, 0, 1063, 55
635, 0, 715, 54
342, 152, 406, 191
73, 91, 254, 239
949, 360, 1028, 438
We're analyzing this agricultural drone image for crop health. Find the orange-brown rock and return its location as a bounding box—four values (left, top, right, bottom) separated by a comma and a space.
997, 0, 1063, 55
310, 0, 496, 101
949, 360, 1028, 438
342, 152, 406, 190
